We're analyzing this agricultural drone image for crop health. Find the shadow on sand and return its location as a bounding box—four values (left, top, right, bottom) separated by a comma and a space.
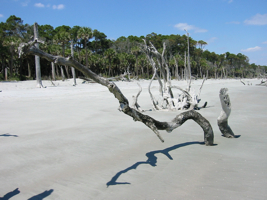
106, 141, 206, 187
0, 188, 20, 200
221, 135, 241, 138
28, 189, 54, 200
0, 189, 53, 200
0, 134, 18, 137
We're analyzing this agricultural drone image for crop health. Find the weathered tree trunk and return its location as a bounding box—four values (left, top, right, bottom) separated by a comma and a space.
217, 88, 235, 138
146, 65, 150, 79
51, 62, 56, 81
71, 41, 77, 86
55, 64, 59, 77
27, 60, 31, 78
184, 51, 187, 80
148, 70, 161, 110
60, 66, 66, 81
132, 83, 143, 112
18, 42, 214, 145
10, 47, 14, 76
5, 67, 8, 81
186, 31, 192, 92
65, 65, 70, 79
174, 57, 179, 80
33, 22, 44, 88
198, 75, 206, 98
222, 67, 226, 79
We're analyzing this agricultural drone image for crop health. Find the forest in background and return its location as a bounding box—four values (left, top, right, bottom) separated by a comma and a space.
0, 15, 266, 81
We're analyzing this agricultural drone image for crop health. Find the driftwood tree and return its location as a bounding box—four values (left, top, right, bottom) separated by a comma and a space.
217, 88, 235, 138
71, 40, 77, 86
18, 40, 236, 145
33, 22, 45, 88
141, 40, 206, 111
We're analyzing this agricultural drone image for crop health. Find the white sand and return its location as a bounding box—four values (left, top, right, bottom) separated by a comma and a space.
1, 78, 267, 199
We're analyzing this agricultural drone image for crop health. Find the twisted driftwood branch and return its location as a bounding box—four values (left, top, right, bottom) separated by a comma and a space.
18, 42, 214, 145
217, 88, 235, 138
132, 83, 144, 112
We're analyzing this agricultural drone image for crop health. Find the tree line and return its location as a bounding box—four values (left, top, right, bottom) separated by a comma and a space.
0, 15, 266, 81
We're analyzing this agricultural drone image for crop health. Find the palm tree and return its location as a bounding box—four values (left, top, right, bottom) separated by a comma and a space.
197, 40, 207, 51
131, 46, 141, 76
53, 31, 71, 78
49, 44, 63, 80
137, 54, 148, 78
104, 48, 116, 76
2, 36, 21, 76
77, 27, 93, 67
53, 31, 71, 57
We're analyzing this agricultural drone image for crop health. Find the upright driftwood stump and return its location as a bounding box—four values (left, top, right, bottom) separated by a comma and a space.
217, 88, 235, 138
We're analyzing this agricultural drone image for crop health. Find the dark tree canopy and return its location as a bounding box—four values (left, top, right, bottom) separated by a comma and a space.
0, 15, 266, 81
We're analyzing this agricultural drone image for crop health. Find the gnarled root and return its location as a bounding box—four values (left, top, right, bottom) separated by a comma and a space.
217, 88, 235, 138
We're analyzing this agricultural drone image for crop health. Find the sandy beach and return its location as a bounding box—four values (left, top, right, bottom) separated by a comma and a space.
1, 78, 267, 199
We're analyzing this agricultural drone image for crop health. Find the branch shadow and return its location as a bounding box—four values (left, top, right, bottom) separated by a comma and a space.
221, 134, 241, 138
0, 134, 18, 137
0, 188, 20, 200
0, 189, 53, 200
106, 141, 204, 187
28, 189, 54, 200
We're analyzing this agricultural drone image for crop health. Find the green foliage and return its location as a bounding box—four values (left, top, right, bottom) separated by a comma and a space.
0, 14, 265, 80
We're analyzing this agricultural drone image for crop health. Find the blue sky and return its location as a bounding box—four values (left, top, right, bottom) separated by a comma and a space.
1, 0, 267, 65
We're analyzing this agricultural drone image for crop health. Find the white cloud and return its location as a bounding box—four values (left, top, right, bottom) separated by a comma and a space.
228, 0, 233, 3
0, 14, 3, 17
34, 3, 45, 8
241, 46, 262, 52
52, 4, 65, 10
174, 23, 207, 33
207, 37, 218, 44
244, 13, 267, 25
226, 21, 240, 24
263, 41, 267, 44
21, 0, 30, 6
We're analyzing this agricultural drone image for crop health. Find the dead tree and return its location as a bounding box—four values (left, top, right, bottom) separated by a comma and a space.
18, 40, 215, 145
51, 62, 56, 81
33, 22, 45, 88
141, 40, 205, 111
71, 40, 77, 86
217, 88, 235, 138
131, 83, 144, 112
185, 29, 192, 92
256, 80, 267, 86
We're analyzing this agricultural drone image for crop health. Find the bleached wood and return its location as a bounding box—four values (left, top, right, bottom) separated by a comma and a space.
198, 76, 206, 98
217, 88, 235, 138
71, 41, 77, 86
132, 83, 144, 112
33, 22, 44, 88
